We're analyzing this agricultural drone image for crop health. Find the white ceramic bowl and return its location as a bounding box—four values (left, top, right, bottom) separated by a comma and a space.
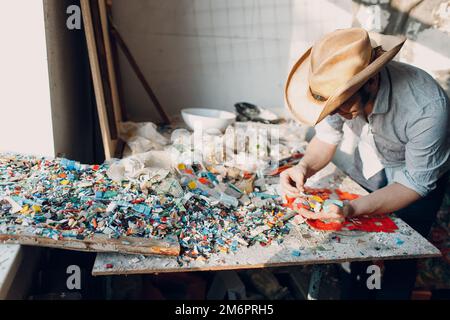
181, 108, 236, 132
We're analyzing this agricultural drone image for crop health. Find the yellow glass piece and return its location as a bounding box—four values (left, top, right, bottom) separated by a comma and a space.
20, 205, 29, 214
311, 195, 324, 203
32, 205, 41, 212
61, 180, 70, 185
187, 181, 197, 189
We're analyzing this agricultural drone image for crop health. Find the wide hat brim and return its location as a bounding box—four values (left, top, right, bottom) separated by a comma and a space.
285, 32, 406, 126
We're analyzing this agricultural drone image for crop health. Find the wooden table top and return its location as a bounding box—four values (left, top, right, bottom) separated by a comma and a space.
92, 163, 441, 276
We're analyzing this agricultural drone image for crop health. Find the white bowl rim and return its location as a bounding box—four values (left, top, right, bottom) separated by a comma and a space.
181, 108, 236, 120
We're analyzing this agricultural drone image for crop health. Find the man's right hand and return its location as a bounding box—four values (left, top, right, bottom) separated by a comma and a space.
280, 137, 338, 199
280, 163, 308, 197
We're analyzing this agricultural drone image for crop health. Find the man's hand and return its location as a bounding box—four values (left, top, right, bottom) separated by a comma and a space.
280, 163, 308, 197
280, 137, 337, 198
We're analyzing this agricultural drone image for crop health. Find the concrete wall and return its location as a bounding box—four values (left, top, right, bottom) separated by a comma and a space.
352, 0, 450, 96
111, 0, 353, 123
43, 0, 104, 163
0, 0, 54, 157
0, 0, 103, 163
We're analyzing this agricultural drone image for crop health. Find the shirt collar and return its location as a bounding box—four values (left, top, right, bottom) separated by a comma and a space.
371, 66, 390, 115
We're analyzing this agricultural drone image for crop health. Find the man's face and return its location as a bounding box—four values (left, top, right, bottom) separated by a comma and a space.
332, 92, 364, 120
331, 75, 377, 120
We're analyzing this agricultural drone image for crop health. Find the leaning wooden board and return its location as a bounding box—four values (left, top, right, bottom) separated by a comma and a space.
0, 230, 179, 256
92, 163, 441, 275
80, 0, 119, 160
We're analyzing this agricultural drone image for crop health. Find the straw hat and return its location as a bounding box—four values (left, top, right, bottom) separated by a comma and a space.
285, 28, 406, 126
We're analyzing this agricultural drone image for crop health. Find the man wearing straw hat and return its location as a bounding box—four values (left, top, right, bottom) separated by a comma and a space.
282, 28, 450, 299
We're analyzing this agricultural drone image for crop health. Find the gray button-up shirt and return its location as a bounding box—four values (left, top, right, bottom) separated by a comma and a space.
315, 61, 450, 197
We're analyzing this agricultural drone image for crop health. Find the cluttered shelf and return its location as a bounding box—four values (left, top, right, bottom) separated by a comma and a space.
0, 109, 441, 276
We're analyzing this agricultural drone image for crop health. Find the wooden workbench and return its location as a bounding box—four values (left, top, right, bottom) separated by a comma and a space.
92, 163, 441, 276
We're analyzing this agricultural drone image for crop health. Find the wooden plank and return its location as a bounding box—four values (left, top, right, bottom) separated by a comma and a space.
0, 231, 179, 256
92, 217, 441, 275
92, 163, 441, 275
104, 0, 128, 122
90, 0, 118, 140
81, 0, 116, 159
98, 0, 123, 127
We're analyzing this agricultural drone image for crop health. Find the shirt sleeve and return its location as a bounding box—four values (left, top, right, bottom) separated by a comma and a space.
314, 114, 345, 145
392, 99, 450, 197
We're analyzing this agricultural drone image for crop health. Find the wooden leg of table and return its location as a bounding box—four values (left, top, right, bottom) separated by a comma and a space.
307, 265, 324, 300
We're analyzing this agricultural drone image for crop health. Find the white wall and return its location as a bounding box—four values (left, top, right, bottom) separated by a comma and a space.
0, 0, 54, 157
112, 0, 353, 122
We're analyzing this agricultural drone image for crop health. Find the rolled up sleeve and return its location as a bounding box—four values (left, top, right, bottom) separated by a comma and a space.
393, 100, 450, 197
314, 114, 345, 145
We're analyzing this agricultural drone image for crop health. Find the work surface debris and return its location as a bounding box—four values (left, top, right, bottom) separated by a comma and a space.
0, 153, 298, 265
0, 121, 399, 266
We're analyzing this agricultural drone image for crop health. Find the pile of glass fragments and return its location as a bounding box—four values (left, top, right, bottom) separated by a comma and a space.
0, 153, 297, 264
